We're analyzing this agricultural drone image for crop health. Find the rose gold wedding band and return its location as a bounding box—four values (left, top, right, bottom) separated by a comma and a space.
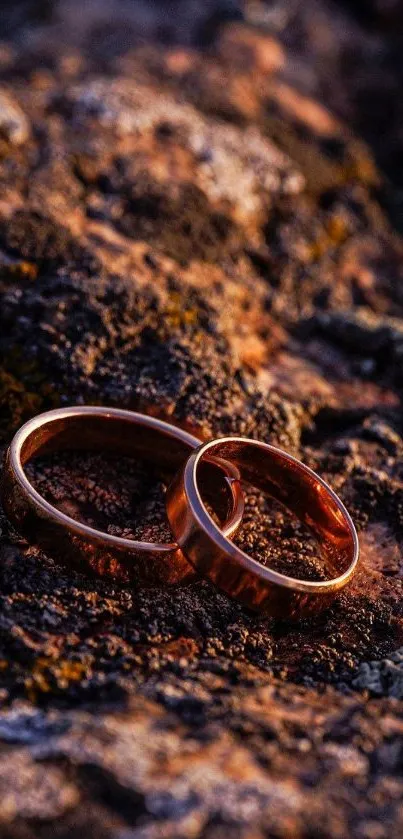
166, 437, 359, 618
1, 407, 244, 587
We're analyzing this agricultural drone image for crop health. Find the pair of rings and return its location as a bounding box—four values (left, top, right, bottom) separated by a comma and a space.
1, 407, 359, 619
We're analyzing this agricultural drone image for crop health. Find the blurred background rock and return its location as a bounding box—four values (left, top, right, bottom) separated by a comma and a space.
1, 2, 403, 838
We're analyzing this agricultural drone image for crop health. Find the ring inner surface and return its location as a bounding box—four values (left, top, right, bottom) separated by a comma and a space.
20, 415, 193, 471
197, 440, 355, 580
19, 415, 236, 535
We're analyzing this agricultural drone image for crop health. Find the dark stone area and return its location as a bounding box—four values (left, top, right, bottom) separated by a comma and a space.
1, 1, 403, 836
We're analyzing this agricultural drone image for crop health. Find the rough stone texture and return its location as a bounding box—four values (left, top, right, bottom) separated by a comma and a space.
1, 1, 403, 836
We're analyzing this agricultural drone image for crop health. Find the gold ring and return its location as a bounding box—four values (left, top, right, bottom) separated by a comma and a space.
1, 407, 244, 587
166, 436, 359, 618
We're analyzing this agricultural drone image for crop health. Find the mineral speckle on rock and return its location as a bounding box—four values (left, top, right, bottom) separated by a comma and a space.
353, 648, 403, 698
0, 89, 30, 146
1, 1, 403, 837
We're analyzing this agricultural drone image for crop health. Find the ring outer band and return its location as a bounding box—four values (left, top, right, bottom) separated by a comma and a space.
1, 407, 244, 587
166, 437, 359, 618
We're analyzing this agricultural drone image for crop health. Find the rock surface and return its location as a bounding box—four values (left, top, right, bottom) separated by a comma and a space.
1, 1, 403, 836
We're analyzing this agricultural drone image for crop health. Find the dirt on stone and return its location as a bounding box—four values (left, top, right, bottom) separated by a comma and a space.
1, 2, 403, 837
